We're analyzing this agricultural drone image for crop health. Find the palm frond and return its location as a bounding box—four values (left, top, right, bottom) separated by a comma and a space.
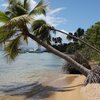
32, 19, 47, 32
8, 0, 17, 5
0, 14, 31, 43
15, 4, 28, 15
29, 0, 47, 16
0, 11, 10, 23
23, 34, 28, 44
7, 0, 28, 17
24, 0, 30, 11
32, 19, 51, 40
4, 14, 32, 29
4, 36, 21, 61
0, 26, 16, 43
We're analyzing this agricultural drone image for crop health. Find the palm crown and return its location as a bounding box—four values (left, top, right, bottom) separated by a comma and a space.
0, 0, 51, 61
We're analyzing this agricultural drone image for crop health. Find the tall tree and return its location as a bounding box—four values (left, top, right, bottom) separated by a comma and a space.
66, 28, 85, 53
57, 37, 62, 45
0, 0, 100, 85
52, 37, 57, 45
67, 28, 84, 42
85, 22, 100, 47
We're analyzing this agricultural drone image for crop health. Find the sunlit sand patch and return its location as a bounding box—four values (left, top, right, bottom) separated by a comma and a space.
0, 96, 26, 100
81, 84, 100, 100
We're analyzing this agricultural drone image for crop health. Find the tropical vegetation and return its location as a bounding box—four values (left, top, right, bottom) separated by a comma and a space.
0, 0, 100, 85
81, 22, 100, 60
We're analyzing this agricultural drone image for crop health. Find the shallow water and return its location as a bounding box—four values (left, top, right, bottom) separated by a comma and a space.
0, 51, 65, 96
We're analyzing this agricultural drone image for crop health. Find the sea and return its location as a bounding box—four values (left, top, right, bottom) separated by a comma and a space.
0, 51, 65, 96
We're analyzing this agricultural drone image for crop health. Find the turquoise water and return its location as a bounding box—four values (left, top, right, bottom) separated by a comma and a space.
0, 51, 65, 96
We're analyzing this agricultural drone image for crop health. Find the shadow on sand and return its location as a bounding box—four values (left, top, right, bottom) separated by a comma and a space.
0, 82, 83, 100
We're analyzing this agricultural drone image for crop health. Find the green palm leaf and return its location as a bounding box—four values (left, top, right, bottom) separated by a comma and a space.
0, 27, 16, 43
29, 0, 47, 16
4, 14, 32, 29
0, 11, 10, 23
24, 0, 30, 11
32, 19, 51, 40
15, 4, 28, 15
4, 36, 21, 61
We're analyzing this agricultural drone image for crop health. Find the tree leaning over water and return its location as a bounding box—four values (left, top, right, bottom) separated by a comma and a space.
0, 0, 100, 85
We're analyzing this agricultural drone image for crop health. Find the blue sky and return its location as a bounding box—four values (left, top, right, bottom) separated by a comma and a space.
0, 0, 100, 32
50, 0, 100, 31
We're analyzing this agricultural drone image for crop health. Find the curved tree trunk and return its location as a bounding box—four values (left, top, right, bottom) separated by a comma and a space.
52, 28, 100, 54
23, 25, 100, 85
26, 32, 90, 76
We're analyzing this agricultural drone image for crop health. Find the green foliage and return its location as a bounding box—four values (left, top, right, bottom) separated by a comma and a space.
67, 32, 73, 40
4, 36, 21, 61
66, 28, 84, 42
0, 11, 10, 23
7, 0, 28, 17
32, 19, 51, 41
75, 28, 84, 37
24, 0, 30, 11
66, 28, 85, 54
29, 0, 47, 16
6, 15, 31, 27
85, 22, 100, 47
0, 27, 16, 43
66, 42, 81, 54
81, 22, 100, 60
0, 0, 48, 61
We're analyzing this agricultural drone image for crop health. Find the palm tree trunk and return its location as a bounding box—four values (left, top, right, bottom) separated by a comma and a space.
26, 32, 90, 76
52, 28, 100, 54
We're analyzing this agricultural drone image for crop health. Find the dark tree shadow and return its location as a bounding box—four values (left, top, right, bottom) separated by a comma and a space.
0, 82, 83, 100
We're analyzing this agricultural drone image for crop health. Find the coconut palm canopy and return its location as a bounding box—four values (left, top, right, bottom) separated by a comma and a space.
0, 0, 52, 61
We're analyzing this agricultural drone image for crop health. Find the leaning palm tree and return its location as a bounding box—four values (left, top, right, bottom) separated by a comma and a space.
61, 29, 100, 53
0, 0, 100, 85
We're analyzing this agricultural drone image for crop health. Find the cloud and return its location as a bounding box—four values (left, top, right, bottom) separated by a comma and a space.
28, 0, 66, 27
48, 8, 65, 15
1, 3, 8, 7
47, 7, 66, 26
34, 7, 66, 27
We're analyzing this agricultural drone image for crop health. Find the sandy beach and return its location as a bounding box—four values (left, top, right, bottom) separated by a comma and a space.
0, 74, 100, 100
45, 75, 85, 100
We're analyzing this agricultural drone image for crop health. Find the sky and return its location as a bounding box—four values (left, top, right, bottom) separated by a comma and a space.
0, 0, 100, 47
0, 0, 100, 32
50, 0, 100, 32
